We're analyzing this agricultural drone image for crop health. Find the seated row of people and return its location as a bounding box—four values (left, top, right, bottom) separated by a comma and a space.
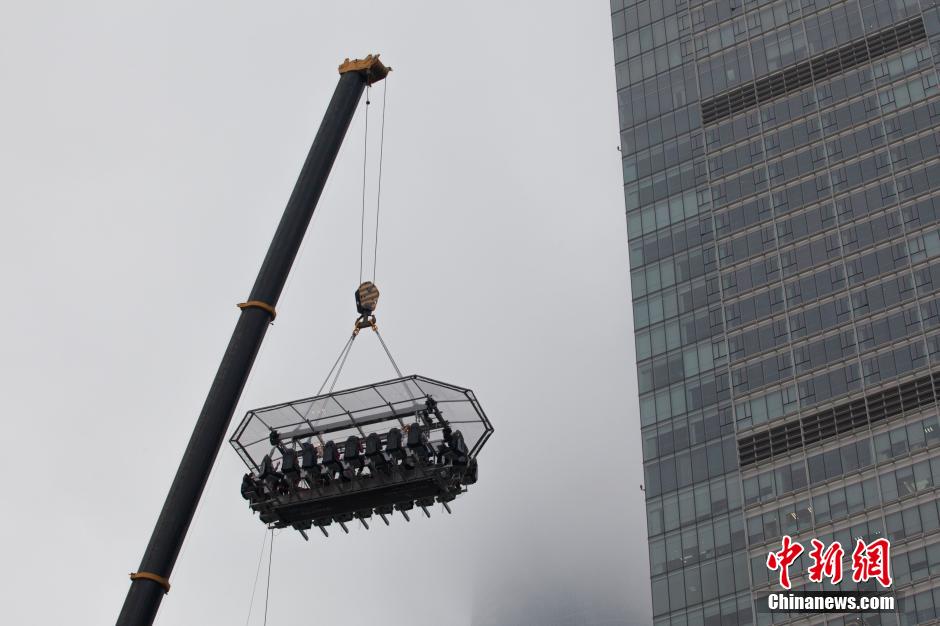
241, 424, 470, 501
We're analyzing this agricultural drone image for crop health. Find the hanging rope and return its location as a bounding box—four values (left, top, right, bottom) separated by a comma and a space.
305, 76, 402, 400
327, 333, 357, 394
374, 327, 403, 378
306, 321, 400, 402
356, 78, 388, 285
372, 79, 388, 283
315, 333, 356, 396
359, 85, 371, 285
244, 530, 269, 626
263, 529, 274, 626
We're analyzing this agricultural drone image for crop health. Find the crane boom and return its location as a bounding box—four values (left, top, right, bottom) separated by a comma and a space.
115, 54, 389, 626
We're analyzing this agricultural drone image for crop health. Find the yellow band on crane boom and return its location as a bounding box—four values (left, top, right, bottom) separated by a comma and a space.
129, 571, 171, 594
338, 54, 391, 84
237, 300, 277, 321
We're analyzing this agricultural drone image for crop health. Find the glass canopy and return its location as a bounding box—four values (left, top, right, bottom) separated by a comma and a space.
230, 374, 493, 473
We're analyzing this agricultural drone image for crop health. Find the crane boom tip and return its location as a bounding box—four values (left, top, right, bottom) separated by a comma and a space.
338, 54, 390, 84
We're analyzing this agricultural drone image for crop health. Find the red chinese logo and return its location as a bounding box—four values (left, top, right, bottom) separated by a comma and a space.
807, 539, 844, 584
767, 536, 892, 589
766, 535, 804, 589
851, 538, 893, 588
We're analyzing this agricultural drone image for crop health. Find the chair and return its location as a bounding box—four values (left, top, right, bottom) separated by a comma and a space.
386, 428, 407, 462
365, 432, 389, 473
259, 454, 283, 495
446, 430, 469, 466
322, 440, 345, 477
240, 473, 261, 502
300, 442, 321, 487
463, 458, 479, 485
280, 447, 301, 486
343, 435, 365, 471
406, 423, 433, 464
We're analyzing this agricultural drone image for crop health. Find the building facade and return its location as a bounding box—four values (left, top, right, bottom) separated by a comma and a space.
612, 0, 940, 624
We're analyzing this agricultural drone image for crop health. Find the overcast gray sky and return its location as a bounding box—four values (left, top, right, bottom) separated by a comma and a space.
0, 2, 649, 624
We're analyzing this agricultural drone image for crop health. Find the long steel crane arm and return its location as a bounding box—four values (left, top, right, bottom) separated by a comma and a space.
115, 54, 389, 626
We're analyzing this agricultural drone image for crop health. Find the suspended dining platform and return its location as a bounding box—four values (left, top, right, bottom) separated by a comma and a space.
230, 375, 493, 537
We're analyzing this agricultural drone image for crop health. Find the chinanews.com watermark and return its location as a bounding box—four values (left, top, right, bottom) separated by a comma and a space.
763, 592, 895, 614
760, 535, 896, 615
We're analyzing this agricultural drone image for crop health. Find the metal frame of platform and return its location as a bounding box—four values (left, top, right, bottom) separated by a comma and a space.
230, 374, 493, 534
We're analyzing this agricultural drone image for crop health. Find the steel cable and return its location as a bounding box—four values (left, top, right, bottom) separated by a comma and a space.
244, 529, 269, 626
359, 85, 370, 284
372, 79, 388, 282
263, 529, 274, 626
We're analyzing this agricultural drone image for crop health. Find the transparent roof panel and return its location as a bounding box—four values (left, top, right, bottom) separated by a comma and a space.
330, 387, 387, 414
231, 374, 493, 471
412, 378, 470, 402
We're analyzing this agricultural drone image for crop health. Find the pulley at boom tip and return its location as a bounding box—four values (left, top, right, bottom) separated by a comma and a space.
338, 54, 391, 85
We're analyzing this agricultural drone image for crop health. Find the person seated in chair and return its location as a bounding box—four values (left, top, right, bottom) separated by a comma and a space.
406, 423, 434, 466
300, 442, 323, 487
259, 454, 283, 496
365, 432, 389, 474
322, 440, 346, 480
343, 435, 365, 476
279, 447, 301, 492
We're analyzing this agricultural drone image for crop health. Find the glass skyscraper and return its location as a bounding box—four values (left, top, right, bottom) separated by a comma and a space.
612, 1, 940, 624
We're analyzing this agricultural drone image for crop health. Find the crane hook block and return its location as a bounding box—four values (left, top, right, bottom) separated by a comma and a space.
338, 54, 391, 85
356, 282, 380, 316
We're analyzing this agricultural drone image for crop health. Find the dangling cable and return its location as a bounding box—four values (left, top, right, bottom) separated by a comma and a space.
316, 79, 398, 395
244, 529, 269, 626
263, 528, 274, 626
300, 333, 356, 423
315, 333, 356, 397
374, 327, 404, 378
372, 79, 388, 283
327, 332, 357, 394
373, 325, 416, 403
359, 85, 371, 285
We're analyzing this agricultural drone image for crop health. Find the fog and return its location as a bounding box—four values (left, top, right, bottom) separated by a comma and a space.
0, 2, 651, 624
